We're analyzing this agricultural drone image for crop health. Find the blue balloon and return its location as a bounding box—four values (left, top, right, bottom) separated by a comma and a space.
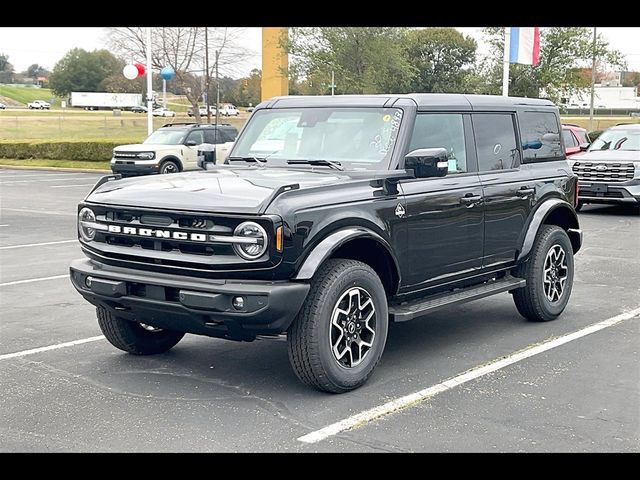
160, 67, 175, 81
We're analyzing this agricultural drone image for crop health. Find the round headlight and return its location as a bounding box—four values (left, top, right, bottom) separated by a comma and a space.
233, 221, 268, 260
137, 151, 155, 160
78, 207, 96, 242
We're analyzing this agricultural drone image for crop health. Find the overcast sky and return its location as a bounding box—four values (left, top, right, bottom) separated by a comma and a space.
0, 27, 638, 76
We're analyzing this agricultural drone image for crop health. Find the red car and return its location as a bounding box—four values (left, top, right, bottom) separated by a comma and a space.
562, 124, 590, 157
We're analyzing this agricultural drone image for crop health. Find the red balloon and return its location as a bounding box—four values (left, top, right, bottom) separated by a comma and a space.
134, 63, 146, 77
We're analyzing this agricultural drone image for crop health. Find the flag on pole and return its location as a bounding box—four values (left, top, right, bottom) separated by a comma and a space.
509, 27, 540, 66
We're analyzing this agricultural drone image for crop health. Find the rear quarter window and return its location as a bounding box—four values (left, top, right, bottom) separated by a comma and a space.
519, 111, 564, 162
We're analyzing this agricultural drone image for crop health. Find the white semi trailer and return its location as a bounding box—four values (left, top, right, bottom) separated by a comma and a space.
70, 92, 142, 111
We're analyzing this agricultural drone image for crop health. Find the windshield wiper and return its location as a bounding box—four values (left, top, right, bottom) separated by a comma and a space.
227, 156, 268, 165
287, 159, 344, 171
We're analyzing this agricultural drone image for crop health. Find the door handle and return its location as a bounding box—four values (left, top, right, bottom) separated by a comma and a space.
460, 194, 482, 206
516, 187, 535, 197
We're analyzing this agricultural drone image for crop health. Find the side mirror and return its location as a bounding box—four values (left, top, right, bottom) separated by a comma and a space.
197, 143, 216, 169
185, 140, 198, 147
579, 142, 590, 151
404, 148, 448, 178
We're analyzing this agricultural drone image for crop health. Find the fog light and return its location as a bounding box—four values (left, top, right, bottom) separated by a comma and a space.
232, 296, 245, 310
85, 276, 93, 288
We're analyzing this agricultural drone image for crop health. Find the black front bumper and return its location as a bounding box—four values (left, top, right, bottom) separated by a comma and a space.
70, 258, 309, 341
111, 162, 159, 176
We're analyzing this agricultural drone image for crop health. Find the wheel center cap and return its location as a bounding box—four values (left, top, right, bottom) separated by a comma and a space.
347, 322, 356, 334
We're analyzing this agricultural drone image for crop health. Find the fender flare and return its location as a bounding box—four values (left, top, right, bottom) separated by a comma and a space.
293, 227, 401, 284
158, 155, 183, 172
517, 198, 581, 262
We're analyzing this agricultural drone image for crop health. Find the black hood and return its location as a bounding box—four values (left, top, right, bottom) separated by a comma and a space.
86, 167, 356, 214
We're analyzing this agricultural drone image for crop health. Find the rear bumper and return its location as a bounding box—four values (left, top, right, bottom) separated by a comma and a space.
578, 181, 640, 205
70, 258, 309, 341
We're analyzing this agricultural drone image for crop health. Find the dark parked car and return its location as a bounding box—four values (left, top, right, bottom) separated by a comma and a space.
130, 106, 147, 113
71, 94, 582, 392
568, 123, 640, 211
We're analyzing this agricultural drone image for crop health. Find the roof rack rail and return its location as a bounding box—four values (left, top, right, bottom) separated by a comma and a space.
161, 122, 234, 128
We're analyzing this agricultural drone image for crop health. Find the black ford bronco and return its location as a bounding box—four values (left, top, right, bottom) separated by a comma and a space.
70, 94, 582, 393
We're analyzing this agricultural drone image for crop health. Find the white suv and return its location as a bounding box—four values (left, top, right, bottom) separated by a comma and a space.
111, 123, 238, 176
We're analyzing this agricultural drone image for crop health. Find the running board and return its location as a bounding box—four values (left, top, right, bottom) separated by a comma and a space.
389, 276, 526, 322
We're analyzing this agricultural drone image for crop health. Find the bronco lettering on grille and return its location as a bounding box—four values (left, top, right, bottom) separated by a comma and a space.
107, 224, 207, 242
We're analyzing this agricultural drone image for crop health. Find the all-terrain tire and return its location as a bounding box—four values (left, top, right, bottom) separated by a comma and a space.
512, 225, 574, 322
159, 159, 180, 174
97, 306, 185, 355
287, 259, 388, 393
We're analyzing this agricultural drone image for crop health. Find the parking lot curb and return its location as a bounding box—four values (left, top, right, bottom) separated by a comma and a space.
0, 165, 111, 174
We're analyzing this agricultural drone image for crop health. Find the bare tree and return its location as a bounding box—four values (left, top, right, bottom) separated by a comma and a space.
108, 27, 249, 122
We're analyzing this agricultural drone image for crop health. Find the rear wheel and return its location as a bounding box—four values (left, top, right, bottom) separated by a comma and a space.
287, 259, 388, 393
97, 306, 185, 355
160, 160, 180, 174
512, 225, 574, 322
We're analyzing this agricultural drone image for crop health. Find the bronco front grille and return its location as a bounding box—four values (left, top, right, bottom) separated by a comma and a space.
572, 161, 635, 183
80, 205, 280, 274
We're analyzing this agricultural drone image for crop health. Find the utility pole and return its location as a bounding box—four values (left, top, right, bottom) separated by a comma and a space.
330, 70, 335, 96
205, 27, 211, 124
589, 27, 597, 132
216, 50, 220, 131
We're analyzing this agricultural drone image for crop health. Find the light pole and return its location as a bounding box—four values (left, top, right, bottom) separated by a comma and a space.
146, 27, 153, 135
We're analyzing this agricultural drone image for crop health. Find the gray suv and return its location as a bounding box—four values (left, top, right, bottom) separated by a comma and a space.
568, 123, 640, 210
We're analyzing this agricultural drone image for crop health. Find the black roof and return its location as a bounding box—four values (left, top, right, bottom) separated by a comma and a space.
261, 93, 555, 111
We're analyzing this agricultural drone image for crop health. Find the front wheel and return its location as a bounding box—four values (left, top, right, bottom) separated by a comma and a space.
97, 306, 185, 355
512, 225, 575, 322
287, 259, 389, 393
159, 160, 179, 174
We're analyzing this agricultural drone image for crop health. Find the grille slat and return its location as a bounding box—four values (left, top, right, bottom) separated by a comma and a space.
572, 161, 635, 183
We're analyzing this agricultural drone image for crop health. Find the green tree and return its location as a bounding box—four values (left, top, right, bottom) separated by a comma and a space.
49, 48, 122, 96
0, 53, 14, 83
405, 28, 477, 93
27, 64, 48, 79
286, 27, 414, 95
229, 69, 261, 106
621, 71, 640, 88
479, 27, 626, 102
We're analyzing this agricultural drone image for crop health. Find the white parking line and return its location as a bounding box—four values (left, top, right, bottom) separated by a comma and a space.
0, 239, 77, 250
0, 336, 105, 361
0, 274, 68, 287
0, 208, 75, 217
50, 184, 96, 188
0, 173, 97, 179
0, 176, 95, 185
0, 224, 8, 227
297, 306, 640, 444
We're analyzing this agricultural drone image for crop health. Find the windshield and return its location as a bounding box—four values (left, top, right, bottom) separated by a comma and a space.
230, 107, 404, 170
588, 129, 640, 152
143, 129, 187, 145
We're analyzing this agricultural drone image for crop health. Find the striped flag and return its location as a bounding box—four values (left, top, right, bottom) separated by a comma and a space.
509, 27, 540, 66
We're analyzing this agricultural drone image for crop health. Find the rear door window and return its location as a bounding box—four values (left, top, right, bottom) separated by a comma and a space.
472, 113, 519, 171
519, 111, 564, 162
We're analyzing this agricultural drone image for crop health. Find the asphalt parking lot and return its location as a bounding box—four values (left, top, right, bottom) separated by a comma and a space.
1, 168, 638, 452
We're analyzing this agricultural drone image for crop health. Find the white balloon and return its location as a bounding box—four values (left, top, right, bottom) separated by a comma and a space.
123, 64, 138, 80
